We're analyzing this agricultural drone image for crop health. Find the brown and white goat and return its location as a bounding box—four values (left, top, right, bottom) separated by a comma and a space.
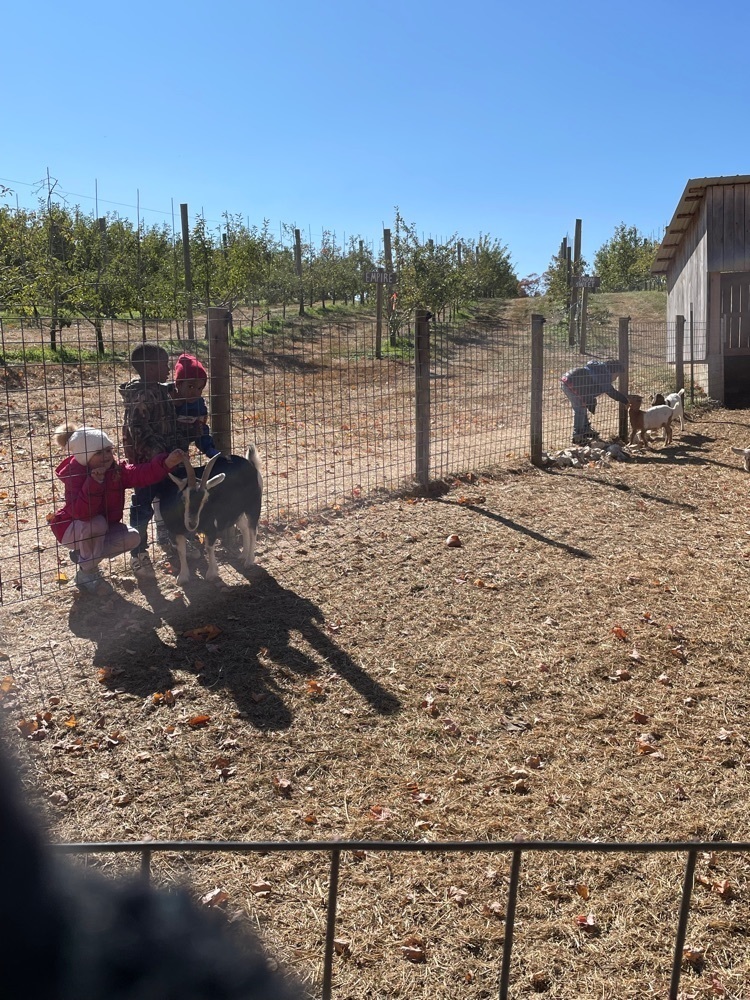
628, 394, 675, 448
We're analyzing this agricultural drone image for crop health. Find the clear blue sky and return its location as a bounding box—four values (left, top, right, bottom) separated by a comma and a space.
3, 0, 750, 280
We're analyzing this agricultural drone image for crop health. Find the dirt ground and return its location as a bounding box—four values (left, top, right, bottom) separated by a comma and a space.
3, 402, 750, 999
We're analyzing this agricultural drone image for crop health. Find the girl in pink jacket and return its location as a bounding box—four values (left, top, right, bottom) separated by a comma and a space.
49, 424, 186, 594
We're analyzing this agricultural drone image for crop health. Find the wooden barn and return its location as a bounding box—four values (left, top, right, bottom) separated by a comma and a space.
652, 174, 750, 405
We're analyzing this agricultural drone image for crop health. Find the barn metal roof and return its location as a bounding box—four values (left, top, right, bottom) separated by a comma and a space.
651, 174, 750, 275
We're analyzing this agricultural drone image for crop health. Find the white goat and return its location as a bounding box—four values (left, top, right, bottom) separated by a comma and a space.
628, 395, 675, 448
652, 389, 685, 432
731, 447, 750, 472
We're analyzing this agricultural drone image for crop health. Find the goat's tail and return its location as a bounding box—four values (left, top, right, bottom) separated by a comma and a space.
245, 444, 263, 488
54, 423, 78, 449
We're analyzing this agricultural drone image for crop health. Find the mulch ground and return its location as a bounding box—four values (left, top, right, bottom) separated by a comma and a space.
3, 403, 750, 1000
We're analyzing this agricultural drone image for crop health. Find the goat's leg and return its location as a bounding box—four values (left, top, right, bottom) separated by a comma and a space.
175, 535, 191, 585
236, 513, 256, 569
205, 541, 222, 582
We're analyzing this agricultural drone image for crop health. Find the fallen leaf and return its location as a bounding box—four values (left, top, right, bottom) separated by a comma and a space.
306, 679, 325, 698
201, 888, 230, 907
670, 645, 688, 663
448, 886, 469, 906
113, 793, 133, 807
273, 776, 293, 797
575, 912, 599, 933
187, 714, 211, 728
182, 625, 222, 642
445, 534, 462, 548
400, 936, 427, 962
483, 900, 505, 919
442, 717, 462, 737
249, 880, 272, 897
369, 804, 392, 822
333, 938, 351, 957
632, 711, 649, 724
612, 626, 628, 641
716, 728, 737, 743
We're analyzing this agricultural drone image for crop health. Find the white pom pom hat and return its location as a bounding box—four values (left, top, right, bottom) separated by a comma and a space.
68, 427, 115, 466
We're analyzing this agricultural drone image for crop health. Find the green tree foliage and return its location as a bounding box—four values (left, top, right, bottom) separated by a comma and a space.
593, 223, 661, 291
0, 195, 518, 328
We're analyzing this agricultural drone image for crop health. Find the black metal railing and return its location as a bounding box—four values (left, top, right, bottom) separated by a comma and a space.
54, 837, 750, 1000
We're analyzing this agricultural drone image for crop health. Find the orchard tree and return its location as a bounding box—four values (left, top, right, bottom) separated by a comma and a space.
593, 223, 660, 291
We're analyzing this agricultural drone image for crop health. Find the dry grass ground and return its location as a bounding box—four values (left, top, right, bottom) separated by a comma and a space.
3, 398, 750, 999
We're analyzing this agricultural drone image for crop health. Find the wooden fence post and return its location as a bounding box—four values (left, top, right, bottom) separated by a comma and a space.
415, 309, 431, 488
675, 315, 685, 391
294, 229, 305, 316
530, 314, 544, 466
618, 316, 630, 442
180, 203, 195, 342
207, 307, 232, 455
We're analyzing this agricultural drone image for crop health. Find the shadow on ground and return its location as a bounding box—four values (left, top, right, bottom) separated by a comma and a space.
67, 567, 400, 731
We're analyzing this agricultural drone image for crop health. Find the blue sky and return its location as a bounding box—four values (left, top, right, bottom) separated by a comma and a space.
3, 0, 750, 280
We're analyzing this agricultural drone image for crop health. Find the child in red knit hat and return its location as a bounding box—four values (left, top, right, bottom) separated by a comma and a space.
169, 354, 220, 458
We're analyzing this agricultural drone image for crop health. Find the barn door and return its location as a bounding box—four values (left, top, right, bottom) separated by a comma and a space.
721, 272, 750, 354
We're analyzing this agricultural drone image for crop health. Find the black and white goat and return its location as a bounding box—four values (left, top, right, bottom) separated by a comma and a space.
161, 445, 263, 585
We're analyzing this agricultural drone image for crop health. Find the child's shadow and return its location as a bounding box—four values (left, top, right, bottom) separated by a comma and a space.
68, 570, 401, 731
67, 587, 187, 691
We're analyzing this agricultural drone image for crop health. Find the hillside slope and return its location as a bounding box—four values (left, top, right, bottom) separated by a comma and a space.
497, 289, 666, 326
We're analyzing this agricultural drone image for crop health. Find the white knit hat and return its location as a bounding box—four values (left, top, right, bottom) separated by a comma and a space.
67, 427, 115, 466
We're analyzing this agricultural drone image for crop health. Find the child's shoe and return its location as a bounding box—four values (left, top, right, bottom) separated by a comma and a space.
75, 568, 111, 595
130, 552, 156, 578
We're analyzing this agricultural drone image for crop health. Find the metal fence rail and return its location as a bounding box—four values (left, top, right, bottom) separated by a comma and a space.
54, 837, 750, 1000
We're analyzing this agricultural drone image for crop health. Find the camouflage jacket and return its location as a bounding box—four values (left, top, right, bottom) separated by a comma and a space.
119, 378, 188, 463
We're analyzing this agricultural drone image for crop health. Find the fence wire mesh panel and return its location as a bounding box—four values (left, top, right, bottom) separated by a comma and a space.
429, 319, 532, 476
228, 308, 416, 527
54, 838, 750, 1000
0, 313, 703, 605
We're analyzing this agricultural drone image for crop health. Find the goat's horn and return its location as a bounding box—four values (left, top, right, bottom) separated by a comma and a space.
184, 462, 197, 489
201, 454, 221, 484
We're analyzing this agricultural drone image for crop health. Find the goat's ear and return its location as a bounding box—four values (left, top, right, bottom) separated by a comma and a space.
205, 473, 226, 490
169, 473, 188, 489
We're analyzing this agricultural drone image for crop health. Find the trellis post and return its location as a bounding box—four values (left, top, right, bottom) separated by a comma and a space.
415, 309, 431, 488
618, 316, 630, 442
675, 315, 685, 391
207, 307, 232, 455
530, 314, 544, 466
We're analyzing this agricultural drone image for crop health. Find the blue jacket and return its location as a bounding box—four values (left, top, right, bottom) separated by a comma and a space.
172, 396, 220, 458
561, 360, 628, 408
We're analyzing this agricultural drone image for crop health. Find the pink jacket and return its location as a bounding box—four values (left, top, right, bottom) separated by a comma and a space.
49, 453, 171, 543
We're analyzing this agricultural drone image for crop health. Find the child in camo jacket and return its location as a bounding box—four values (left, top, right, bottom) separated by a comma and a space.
119, 343, 189, 576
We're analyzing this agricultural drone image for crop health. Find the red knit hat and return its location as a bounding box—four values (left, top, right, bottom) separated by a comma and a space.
174, 354, 207, 383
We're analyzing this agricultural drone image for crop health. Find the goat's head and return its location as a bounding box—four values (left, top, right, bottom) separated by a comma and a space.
169, 455, 226, 533
651, 392, 667, 406
627, 394, 643, 409
731, 447, 750, 473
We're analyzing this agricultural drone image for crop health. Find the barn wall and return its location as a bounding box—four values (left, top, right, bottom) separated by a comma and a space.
667, 198, 708, 330
706, 183, 750, 271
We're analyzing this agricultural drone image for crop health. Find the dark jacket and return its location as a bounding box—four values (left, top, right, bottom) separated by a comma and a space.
49, 454, 172, 542
561, 360, 628, 408
119, 379, 187, 463
170, 393, 220, 458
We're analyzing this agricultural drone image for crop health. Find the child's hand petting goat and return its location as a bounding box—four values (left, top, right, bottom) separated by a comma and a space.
628, 394, 675, 448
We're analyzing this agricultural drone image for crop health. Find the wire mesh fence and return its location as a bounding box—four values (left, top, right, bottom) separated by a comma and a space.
0, 312, 703, 604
